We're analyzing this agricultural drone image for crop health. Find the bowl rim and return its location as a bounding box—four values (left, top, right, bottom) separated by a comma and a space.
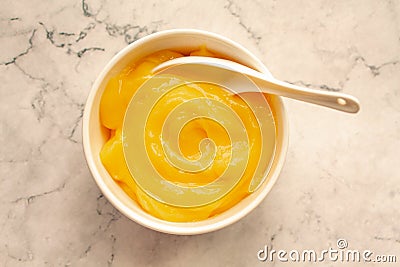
82, 29, 289, 235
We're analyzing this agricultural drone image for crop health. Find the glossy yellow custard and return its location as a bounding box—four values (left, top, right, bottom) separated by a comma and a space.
99, 47, 275, 222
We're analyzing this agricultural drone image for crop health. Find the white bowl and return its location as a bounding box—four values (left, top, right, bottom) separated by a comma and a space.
82, 29, 289, 235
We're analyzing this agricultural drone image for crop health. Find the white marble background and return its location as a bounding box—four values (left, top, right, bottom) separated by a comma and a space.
1, 0, 399, 266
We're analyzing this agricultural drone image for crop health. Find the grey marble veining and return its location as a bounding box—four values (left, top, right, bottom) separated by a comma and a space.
1, 0, 399, 266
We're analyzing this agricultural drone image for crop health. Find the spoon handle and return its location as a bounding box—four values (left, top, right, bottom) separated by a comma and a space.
251, 74, 360, 113
241, 67, 360, 113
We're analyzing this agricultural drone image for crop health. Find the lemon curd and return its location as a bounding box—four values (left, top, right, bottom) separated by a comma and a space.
99, 48, 276, 222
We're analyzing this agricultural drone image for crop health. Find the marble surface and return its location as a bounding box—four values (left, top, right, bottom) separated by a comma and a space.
1, 0, 399, 266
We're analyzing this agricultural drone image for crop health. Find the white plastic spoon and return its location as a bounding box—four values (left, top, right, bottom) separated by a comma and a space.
153, 56, 360, 113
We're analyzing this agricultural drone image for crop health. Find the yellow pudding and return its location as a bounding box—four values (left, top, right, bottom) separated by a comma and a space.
99, 48, 275, 222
